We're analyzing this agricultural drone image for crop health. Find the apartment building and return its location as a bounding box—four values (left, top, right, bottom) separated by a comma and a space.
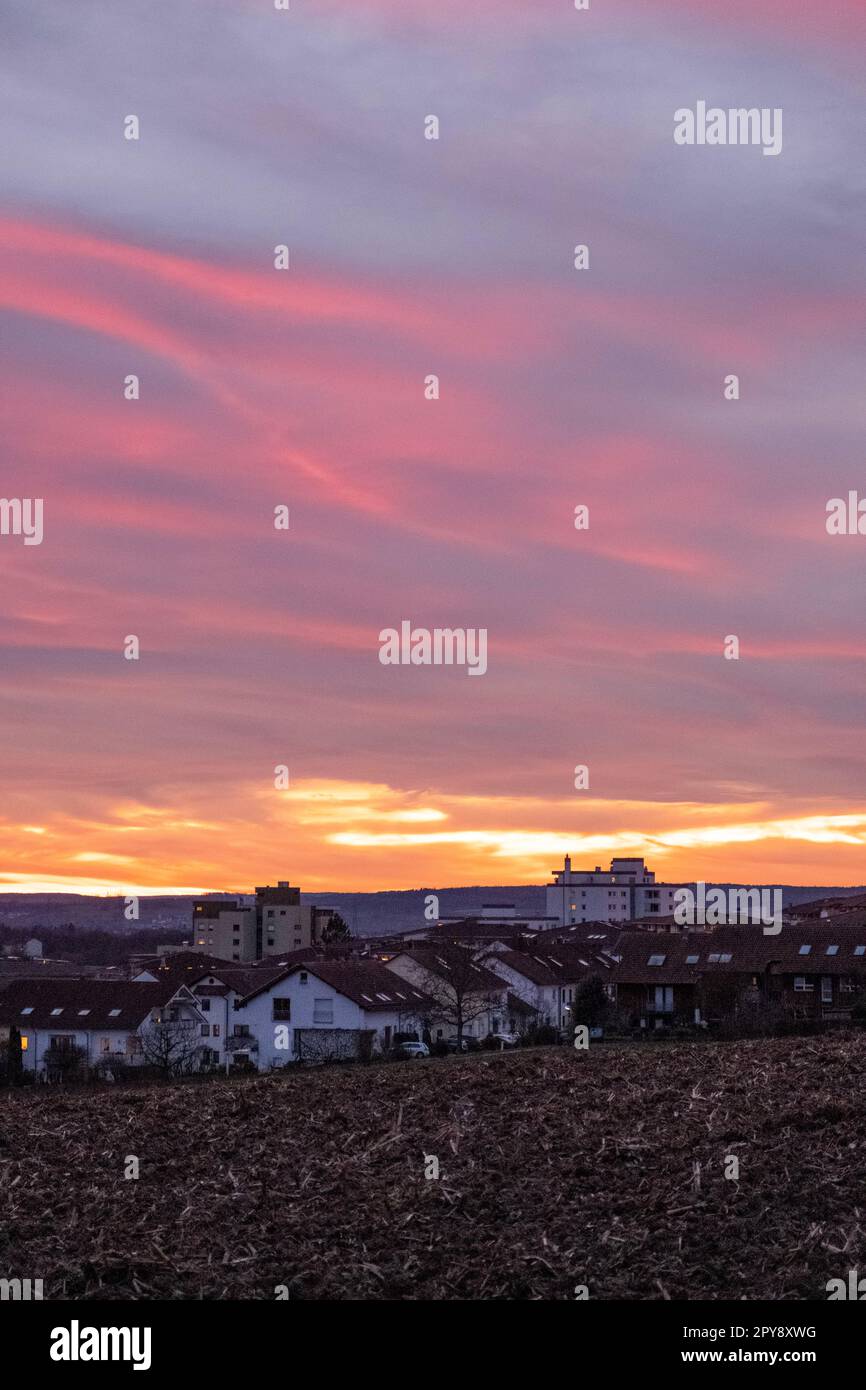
546, 856, 691, 925
191, 880, 324, 962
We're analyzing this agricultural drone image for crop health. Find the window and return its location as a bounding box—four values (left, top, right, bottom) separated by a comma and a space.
212, 1024, 220, 1038
201, 1024, 210, 1036
127, 1036, 142, 1055
101, 1038, 111, 1054
798, 945, 812, 955
650, 985, 674, 1013
20, 1007, 34, 1015
50, 1008, 64, 1016
233, 1024, 250, 1037
273, 997, 291, 1021
280, 909, 286, 916
109, 1008, 121, 1017
826, 945, 839, 956
77, 1009, 91, 1017
299, 972, 308, 985
197, 997, 211, 1012
719, 953, 732, 963
708, 953, 720, 963
685, 954, 699, 964
648, 954, 666, 966
821, 977, 833, 1003
793, 976, 813, 992
313, 998, 333, 1025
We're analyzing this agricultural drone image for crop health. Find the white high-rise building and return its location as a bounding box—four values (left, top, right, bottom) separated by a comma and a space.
546, 856, 689, 925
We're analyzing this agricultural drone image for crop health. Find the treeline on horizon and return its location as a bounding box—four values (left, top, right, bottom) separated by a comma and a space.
0, 921, 185, 965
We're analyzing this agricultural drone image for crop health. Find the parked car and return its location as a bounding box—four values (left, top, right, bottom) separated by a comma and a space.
447, 1036, 482, 1053
393, 1040, 430, 1059
490, 1032, 519, 1047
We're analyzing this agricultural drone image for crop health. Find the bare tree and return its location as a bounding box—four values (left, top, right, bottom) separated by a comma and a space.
43, 1041, 87, 1083
139, 1020, 205, 1078
411, 945, 502, 1048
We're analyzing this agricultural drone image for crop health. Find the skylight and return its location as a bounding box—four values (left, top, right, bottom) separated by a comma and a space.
50, 1007, 63, 1016
686, 954, 699, 964
77, 1009, 91, 1016
826, 945, 839, 956
108, 1008, 122, 1017
798, 945, 812, 955
20, 1007, 33, 1015
648, 954, 666, 966
361, 993, 374, 1002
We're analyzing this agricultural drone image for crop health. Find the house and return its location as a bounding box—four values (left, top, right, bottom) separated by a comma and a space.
132, 954, 301, 1069
229, 960, 434, 1066
687, 925, 866, 1023
609, 924, 866, 1029
483, 945, 616, 1032
384, 948, 509, 1043
608, 934, 702, 1028
0, 979, 207, 1075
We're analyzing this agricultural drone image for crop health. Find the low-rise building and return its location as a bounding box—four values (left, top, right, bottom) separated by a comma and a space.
0, 979, 206, 1075
384, 948, 509, 1043
230, 959, 433, 1066
484, 945, 616, 1032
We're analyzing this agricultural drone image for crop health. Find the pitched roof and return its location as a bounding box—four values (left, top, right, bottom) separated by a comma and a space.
0, 978, 192, 1031
299, 960, 435, 1011
610, 925, 866, 982
490, 949, 607, 986
389, 949, 506, 994
608, 933, 701, 985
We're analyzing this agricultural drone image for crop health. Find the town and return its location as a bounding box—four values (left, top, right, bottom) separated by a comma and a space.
2, 856, 864, 1084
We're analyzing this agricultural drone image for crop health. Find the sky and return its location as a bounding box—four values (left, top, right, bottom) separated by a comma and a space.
1, 0, 865, 896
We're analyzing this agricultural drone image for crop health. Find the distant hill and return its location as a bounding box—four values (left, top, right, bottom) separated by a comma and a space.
2, 884, 862, 939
